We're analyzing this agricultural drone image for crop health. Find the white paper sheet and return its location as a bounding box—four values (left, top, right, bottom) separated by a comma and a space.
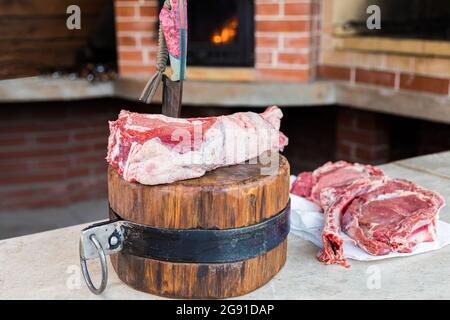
289, 176, 450, 261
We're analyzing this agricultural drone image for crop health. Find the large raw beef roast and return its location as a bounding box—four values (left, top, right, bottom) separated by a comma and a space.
107, 106, 288, 185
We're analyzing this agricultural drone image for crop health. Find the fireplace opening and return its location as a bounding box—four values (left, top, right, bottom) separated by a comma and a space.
158, 0, 255, 67
334, 0, 450, 41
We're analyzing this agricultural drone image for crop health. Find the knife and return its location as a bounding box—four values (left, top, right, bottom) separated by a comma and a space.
139, 0, 188, 118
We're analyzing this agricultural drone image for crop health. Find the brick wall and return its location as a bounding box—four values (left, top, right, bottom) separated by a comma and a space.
309, 0, 322, 80
317, 65, 450, 96
336, 108, 390, 164
115, 0, 159, 76
0, 100, 117, 209
114, 0, 450, 88
318, 0, 450, 96
334, 107, 450, 165
254, 0, 317, 81
0, 99, 163, 210
0, 100, 175, 211
316, 0, 450, 162
114, 0, 319, 81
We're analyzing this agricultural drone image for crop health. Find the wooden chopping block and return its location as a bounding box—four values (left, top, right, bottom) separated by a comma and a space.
108, 155, 290, 299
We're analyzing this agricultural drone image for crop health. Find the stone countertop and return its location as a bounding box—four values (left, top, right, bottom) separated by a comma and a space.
0, 77, 114, 102
1, 76, 449, 124
1, 151, 450, 300
0, 76, 335, 107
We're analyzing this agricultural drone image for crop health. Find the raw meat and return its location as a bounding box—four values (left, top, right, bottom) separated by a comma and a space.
291, 161, 445, 267
342, 179, 444, 256
291, 161, 385, 207
318, 176, 387, 266
107, 106, 288, 185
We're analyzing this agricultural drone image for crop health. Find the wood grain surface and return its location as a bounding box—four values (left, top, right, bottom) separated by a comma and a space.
0, 0, 111, 79
108, 154, 290, 229
111, 239, 287, 299
109, 154, 290, 298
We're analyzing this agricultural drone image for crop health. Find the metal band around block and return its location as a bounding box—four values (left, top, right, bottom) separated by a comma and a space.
110, 200, 290, 264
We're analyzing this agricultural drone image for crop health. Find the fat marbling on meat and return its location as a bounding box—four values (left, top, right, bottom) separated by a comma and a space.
107, 106, 288, 185
291, 161, 445, 266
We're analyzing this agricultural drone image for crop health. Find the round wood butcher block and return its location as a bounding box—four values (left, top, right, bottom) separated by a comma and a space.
108, 155, 290, 299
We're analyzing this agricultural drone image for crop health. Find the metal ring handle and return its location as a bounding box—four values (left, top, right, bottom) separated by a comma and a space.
80, 234, 108, 295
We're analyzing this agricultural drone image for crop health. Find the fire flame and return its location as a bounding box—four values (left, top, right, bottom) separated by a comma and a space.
211, 17, 238, 45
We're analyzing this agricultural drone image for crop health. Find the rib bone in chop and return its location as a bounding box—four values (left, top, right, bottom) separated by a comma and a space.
291, 161, 445, 267
291, 161, 384, 207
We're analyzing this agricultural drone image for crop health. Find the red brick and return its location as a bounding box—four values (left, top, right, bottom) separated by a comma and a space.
36, 134, 70, 144
0, 137, 26, 146
283, 36, 310, 49
67, 168, 91, 179
256, 68, 310, 81
116, 21, 155, 32
256, 36, 279, 49
139, 6, 158, 17
256, 3, 280, 16
0, 144, 94, 159
15, 198, 67, 209
337, 141, 355, 158
0, 104, 116, 210
145, 50, 157, 61
118, 49, 143, 61
33, 159, 71, 170
0, 172, 66, 185
337, 110, 356, 129
277, 53, 309, 65
337, 128, 388, 146
73, 130, 107, 141
354, 113, 388, 132
69, 192, 93, 203
0, 148, 62, 159
94, 166, 108, 175
91, 141, 107, 151
115, 6, 136, 17
0, 188, 35, 200
317, 65, 351, 81
0, 162, 30, 175
141, 35, 157, 46
284, 3, 311, 15
256, 20, 310, 33
400, 74, 449, 95
355, 69, 396, 87
27, 107, 67, 118
117, 36, 137, 46
119, 64, 156, 75
355, 145, 389, 162
72, 154, 105, 166
256, 51, 273, 64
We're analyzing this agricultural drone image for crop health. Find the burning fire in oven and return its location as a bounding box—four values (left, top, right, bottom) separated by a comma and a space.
211, 17, 239, 45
